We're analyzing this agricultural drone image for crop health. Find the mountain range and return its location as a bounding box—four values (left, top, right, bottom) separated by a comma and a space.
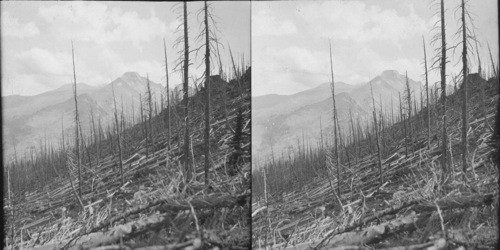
2, 72, 192, 160
252, 70, 433, 166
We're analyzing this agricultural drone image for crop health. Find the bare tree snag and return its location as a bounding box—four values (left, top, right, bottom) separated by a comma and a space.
146, 74, 154, 155
399, 92, 408, 158
439, 0, 450, 180
203, 0, 211, 186
112, 83, 124, 186
488, 43, 498, 79
71, 41, 82, 197
423, 36, 431, 150
405, 71, 412, 145
329, 40, 341, 196
370, 82, 383, 187
460, 0, 469, 180
183, 1, 192, 182
163, 38, 171, 156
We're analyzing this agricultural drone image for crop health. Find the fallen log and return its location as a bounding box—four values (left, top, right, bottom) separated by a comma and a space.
62, 190, 250, 249
314, 200, 420, 249
413, 193, 495, 212
315, 192, 496, 249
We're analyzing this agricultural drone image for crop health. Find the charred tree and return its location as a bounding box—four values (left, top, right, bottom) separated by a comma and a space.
423, 36, 431, 150
163, 38, 171, 156
146, 74, 154, 155
399, 92, 408, 158
71, 41, 82, 196
440, 0, 449, 179
182, 2, 192, 182
328, 40, 341, 196
405, 71, 412, 144
370, 82, 383, 187
203, 0, 211, 186
460, 0, 469, 180
488, 43, 498, 79
112, 83, 124, 186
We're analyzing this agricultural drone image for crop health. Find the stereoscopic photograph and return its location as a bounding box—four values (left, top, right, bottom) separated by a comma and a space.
2, 0, 499, 250
251, 0, 499, 249
2, 1, 250, 249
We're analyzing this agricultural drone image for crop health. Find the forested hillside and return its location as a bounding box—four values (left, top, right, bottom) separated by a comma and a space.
252, 71, 498, 249
3, 2, 251, 249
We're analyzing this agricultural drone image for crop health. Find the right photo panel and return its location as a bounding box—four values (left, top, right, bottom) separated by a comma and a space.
252, 1, 499, 249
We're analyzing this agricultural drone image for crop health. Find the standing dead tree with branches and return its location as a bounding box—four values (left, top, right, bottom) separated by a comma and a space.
71, 41, 82, 197
430, 0, 450, 184
172, 2, 193, 182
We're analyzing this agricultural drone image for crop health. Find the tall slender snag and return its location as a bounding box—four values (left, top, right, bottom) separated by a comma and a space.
328, 40, 341, 197
488, 43, 498, 79
440, 0, 449, 179
399, 92, 408, 158
163, 38, 171, 156
405, 71, 412, 143
473, 30, 482, 77
71, 41, 82, 197
112, 84, 124, 185
146, 74, 154, 155
370, 82, 383, 186
423, 36, 431, 150
183, 2, 192, 182
460, 0, 468, 179
203, 0, 211, 186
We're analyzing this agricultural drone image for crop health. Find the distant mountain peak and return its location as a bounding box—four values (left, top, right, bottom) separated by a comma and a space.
381, 70, 402, 79
121, 72, 142, 82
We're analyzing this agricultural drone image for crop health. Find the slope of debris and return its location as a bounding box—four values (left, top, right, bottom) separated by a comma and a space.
252, 75, 498, 249
4, 68, 251, 249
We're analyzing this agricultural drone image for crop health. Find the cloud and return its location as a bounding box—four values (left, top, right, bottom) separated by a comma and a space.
17, 48, 72, 77
253, 45, 330, 95
1, 11, 40, 38
298, 1, 427, 46
12, 46, 164, 94
38, 2, 169, 45
253, 8, 298, 37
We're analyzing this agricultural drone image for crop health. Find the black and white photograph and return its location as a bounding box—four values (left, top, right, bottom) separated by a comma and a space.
251, 0, 499, 249
2, 1, 250, 249
2, 0, 500, 249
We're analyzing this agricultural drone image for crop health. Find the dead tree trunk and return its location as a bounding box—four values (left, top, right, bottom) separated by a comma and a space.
370, 82, 383, 186
460, 0, 468, 180
71, 41, 82, 197
405, 71, 412, 145
349, 108, 358, 164
112, 84, 124, 186
163, 38, 171, 155
147, 74, 154, 155
90, 110, 100, 165
423, 36, 431, 150
399, 92, 408, 158
183, 1, 192, 182
488, 43, 498, 79
203, 0, 211, 186
329, 40, 341, 197
440, 0, 450, 180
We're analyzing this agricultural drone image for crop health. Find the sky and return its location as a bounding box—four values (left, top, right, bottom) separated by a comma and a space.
1, 1, 250, 96
252, 0, 499, 96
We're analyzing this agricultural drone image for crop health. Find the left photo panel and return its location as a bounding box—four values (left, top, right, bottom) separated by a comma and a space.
2, 1, 251, 249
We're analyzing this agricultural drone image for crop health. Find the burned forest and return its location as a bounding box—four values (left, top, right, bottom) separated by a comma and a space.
252, 0, 499, 249
2, 1, 250, 249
